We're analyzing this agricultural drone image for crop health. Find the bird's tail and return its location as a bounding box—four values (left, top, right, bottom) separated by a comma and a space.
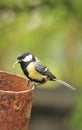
53, 79, 76, 91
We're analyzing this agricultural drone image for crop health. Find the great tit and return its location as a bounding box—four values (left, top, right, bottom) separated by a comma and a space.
13, 52, 76, 90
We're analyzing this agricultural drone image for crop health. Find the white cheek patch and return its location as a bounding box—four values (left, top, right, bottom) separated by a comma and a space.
23, 55, 32, 62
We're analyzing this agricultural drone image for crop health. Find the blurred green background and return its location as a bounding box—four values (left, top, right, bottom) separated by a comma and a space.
0, 0, 82, 130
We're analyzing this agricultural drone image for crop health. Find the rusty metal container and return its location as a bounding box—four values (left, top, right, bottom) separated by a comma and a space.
0, 71, 35, 130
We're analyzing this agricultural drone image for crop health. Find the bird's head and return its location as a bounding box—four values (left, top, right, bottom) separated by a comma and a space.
17, 52, 35, 63
13, 52, 35, 68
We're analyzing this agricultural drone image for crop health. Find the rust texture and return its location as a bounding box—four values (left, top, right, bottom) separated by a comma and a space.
0, 71, 35, 130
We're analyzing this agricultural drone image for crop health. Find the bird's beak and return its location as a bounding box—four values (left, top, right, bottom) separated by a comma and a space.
12, 60, 18, 68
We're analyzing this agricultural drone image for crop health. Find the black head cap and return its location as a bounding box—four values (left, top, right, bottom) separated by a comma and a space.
17, 52, 36, 63
17, 52, 30, 60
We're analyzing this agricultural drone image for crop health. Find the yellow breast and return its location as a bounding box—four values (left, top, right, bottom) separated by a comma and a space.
27, 62, 47, 81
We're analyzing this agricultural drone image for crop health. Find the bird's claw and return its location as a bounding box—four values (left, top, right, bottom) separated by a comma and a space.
26, 79, 34, 89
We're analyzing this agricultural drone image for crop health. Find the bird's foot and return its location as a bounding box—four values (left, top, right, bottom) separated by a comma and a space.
35, 83, 41, 87
26, 79, 33, 88
35, 82, 45, 87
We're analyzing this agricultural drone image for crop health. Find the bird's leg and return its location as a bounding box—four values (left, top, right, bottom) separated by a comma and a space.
26, 79, 33, 88
26, 79, 30, 86
35, 83, 41, 87
35, 82, 45, 87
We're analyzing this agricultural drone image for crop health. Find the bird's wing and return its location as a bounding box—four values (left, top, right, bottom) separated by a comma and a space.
34, 62, 47, 74
34, 62, 56, 79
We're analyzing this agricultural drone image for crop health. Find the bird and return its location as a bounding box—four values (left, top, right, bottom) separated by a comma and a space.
13, 52, 76, 90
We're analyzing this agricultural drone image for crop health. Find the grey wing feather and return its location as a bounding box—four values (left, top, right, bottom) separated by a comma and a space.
34, 62, 47, 74
34, 62, 56, 79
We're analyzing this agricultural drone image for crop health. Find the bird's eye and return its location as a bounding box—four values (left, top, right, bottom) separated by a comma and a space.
17, 55, 24, 60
